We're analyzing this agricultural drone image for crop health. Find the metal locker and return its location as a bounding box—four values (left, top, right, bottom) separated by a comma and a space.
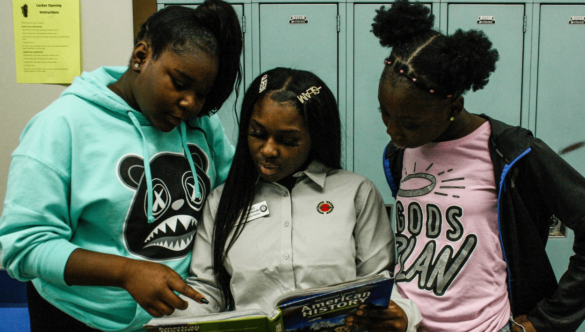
185, 4, 246, 146
352, 3, 435, 204
215, 4, 245, 146
536, 5, 585, 176
353, 3, 399, 204
259, 4, 339, 99
446, 4, 525, 126
537, 9, 585, 331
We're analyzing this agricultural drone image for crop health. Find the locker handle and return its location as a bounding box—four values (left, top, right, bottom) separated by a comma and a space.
569, 16, 585, 25
477, 16, 496, 25
289, 15, 308, 24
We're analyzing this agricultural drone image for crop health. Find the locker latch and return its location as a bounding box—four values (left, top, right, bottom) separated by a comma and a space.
569, 16, 585, 25
477, 16, 495, 25
289, 15, 308, 24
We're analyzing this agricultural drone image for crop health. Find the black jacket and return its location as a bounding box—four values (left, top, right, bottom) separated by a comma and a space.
383, 115, 585, 332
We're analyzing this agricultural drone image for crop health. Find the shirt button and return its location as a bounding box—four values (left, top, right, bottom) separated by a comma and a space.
283, 191, 289, 197
284, 222, 289, 227
283, 253, 290, 260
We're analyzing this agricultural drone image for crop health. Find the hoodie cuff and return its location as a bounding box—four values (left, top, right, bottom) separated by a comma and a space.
27, 240, 80, 286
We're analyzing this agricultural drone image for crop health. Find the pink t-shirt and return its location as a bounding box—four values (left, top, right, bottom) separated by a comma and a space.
395, 121, 511, 332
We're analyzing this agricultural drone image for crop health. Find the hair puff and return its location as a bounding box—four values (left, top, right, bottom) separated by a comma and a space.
372, 0, 434, 48
440, 29, 499, 92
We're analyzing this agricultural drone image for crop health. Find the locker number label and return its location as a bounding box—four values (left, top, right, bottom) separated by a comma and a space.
477, 16, 495, 24
290, 15, 308, 24
569, 16, 585, 25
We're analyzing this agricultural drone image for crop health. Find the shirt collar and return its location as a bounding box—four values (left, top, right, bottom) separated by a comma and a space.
292, 160, 329, 188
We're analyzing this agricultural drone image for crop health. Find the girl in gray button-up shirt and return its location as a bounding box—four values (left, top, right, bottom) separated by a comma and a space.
175, 67, 421, 332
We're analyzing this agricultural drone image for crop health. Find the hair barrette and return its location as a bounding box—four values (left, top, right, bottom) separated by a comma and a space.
259, 74, 268, 94
297, 86, 322, 104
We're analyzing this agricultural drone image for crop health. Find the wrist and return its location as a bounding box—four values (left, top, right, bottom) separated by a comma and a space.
115, 256, 136, 289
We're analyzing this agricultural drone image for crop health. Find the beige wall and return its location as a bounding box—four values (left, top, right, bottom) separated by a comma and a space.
0, 1, 134, 212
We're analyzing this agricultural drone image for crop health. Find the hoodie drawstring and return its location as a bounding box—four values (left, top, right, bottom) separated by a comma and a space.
127, 111, 155, 224
126, 113, 201, 224
180, 122, 201, 201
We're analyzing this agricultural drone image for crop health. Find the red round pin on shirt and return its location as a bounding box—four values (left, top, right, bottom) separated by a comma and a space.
317, 201, 334, 214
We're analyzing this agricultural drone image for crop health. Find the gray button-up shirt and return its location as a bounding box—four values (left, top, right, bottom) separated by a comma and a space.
172, 161, 421, 331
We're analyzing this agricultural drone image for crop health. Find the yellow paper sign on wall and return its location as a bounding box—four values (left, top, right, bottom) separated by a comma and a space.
13, 0, 81, 84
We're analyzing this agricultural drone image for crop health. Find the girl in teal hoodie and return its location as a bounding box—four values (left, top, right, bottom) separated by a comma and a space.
0, 2, 241, 331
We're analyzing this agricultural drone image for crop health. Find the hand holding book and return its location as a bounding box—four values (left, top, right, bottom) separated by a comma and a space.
343, 301, 408, 332
144, 271, 394, 332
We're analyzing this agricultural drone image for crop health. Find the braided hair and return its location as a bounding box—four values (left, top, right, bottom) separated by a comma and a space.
372, 0, 499, 99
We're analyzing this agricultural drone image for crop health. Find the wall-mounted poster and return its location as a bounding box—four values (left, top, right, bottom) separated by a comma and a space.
12, 0, 80, 84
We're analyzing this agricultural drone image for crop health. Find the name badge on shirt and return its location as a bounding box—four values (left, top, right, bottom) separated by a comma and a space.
247, 201, 270, 222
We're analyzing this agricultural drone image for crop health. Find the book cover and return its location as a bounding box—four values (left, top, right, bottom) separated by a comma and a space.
277, 273, 393, 332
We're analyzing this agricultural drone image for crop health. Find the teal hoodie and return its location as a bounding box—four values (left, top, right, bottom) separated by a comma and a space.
0, 66, 235, 331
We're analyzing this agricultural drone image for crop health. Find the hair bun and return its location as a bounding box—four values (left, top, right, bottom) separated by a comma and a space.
372, 0, 434, 48
441, 29, 499, 92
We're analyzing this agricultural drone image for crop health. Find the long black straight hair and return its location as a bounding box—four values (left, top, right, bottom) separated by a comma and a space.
212, 68, 341, 310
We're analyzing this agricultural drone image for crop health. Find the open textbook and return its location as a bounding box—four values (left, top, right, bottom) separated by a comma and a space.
144, 271, 393, 332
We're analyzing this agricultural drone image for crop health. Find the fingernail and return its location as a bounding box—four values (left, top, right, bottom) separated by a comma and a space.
200, 298, 209, 304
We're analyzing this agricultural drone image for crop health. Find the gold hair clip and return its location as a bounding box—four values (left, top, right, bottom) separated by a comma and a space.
297, 86, 322, 103
259, 75, 268, 94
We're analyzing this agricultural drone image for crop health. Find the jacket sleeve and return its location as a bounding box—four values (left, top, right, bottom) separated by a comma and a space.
354, 179, 421, 332
0, 114, 79, 285
172, 188, 224, 318
523, 138, 585, 332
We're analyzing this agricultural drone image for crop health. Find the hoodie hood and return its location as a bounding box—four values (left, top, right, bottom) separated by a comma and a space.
60, 66, 150, 122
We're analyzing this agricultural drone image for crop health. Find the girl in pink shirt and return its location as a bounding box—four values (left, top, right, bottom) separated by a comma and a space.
345, 0, 585, 331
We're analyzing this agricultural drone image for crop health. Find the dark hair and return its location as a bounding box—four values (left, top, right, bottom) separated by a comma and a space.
212, 68, 341, 310
136, 0, 242, 116
372, 0, 499, 98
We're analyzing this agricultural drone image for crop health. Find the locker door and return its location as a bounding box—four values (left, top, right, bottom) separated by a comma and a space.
447, 5, 525, 126
353, 3, 434, 204
536, 5, 585, 176
217, 4, 245, 145
259, 4, 338, 98
538, 9, 585, 326
353, 3, 398, 203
